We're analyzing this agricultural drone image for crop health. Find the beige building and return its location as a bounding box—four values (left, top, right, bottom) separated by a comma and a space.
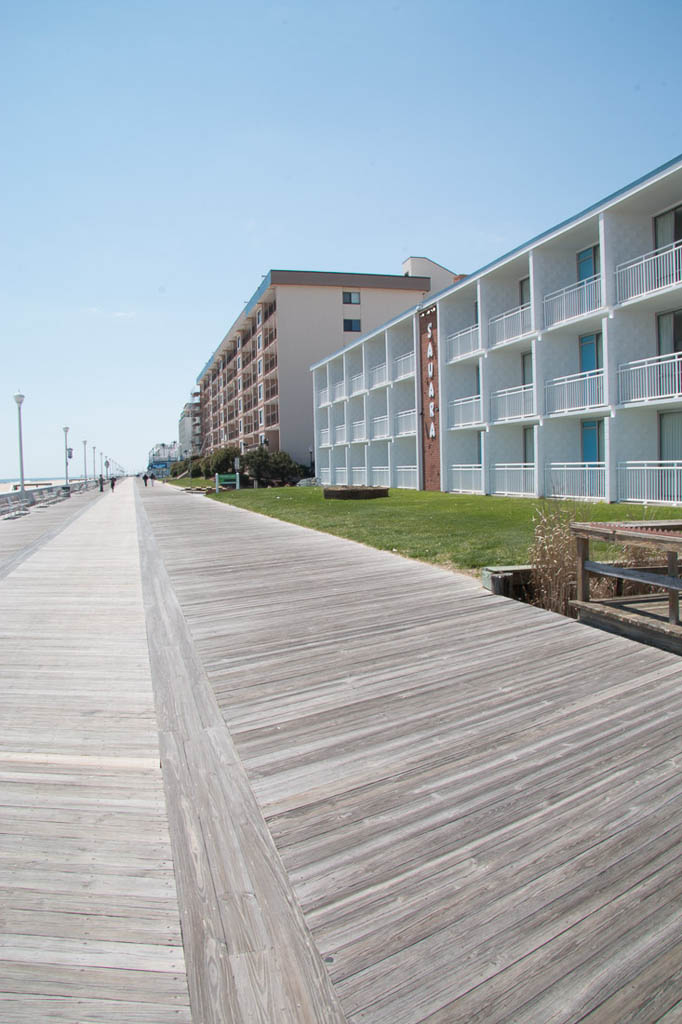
197, 261, 458, 465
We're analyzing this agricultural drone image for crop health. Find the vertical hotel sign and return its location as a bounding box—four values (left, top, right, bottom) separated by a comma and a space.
419, 305, 440, 491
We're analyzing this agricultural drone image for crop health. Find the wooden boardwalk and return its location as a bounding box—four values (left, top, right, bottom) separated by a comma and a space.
137, 483, 682, 1023
0, 481, 191, 1022
3, 476, 682, 1022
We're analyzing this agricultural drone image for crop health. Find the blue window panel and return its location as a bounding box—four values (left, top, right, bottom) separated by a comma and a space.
582, 420, 600, 463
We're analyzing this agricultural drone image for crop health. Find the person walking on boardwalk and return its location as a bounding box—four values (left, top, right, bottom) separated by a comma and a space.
143, 473, 149, 487
110, 476, 117, 491
150, 472, 156, 486
98, 474, 104, 492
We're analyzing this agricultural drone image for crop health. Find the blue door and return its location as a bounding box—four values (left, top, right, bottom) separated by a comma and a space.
579, 333, 602, 372
582, 420, 599, 463
577, 246, 599, 281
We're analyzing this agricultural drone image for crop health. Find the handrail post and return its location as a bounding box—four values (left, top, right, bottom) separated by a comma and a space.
576, 536, 590, 602
668, 551, 679, 625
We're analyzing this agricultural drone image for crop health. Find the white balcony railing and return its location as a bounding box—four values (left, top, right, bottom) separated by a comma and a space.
616, 241, 682, 303
369, 363, 387, 388
488, 304, 532, 347
371, 466, 390, 486
446, 323, 481, 361
450, 464, 484, 493
393, 351, 416, 379
395, 465, 418, 489
350, 420, 367, 441
319, 467, 331, 484
318, 387, 330, 406
618, 461, 682, 505
332, 380, 345, 402
490, 383, 535, 422
351, 466, 367, 485
618, 352, 682, 404
395, 409, 417, 435
492, 463, 535, 497
335, 466, 348, 485
334, 424, 346, 444
544, 275, 602, 328
448, 395, 482, 429
319, 427, 330, 446
349, 372, 366, 395
545, 369, 605, 414
545, 462, 606, 500
371, 415, 390, 438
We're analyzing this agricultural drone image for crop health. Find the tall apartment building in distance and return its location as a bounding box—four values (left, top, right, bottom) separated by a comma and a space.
178, 392, 201, 457
312, 154, 682, 506
196, 260, 458, 465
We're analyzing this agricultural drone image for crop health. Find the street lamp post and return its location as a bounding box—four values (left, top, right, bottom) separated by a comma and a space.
82, 440, 87, 485
63, 426, 70, 488
13, 392, 25, 499
92, 445, 96, 482
104, 458, 110, 480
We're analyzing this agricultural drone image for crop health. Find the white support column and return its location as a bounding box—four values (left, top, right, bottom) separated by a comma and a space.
604, 411, 617, 503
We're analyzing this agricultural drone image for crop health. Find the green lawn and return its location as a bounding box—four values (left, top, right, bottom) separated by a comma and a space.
166, 479, 680, 572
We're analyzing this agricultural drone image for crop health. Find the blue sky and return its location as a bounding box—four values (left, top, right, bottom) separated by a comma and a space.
2, 0, 681, 477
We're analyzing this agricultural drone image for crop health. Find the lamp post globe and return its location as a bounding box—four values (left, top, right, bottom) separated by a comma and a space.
13, 393, 26, 498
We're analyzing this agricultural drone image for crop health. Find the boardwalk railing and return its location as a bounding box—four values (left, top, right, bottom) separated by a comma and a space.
448, 395, 482, 428
544, 275, 602, 327
490, 384, 535, 422
489, 304, 532, 347
545, 369, 605, 414
450, 464, 484, 493
446, 324, 481, 361
491, 463, 535, 496
618, 352, 682, 404
618, 461, 682, 505
545, 462, 605, 499
616, 241, 682, 302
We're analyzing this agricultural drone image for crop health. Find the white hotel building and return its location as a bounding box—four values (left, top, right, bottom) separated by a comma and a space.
311, 155, 682, 505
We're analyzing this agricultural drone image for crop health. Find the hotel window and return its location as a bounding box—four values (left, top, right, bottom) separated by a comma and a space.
654, 205, 682, 249
519, 276, 531, 306
239, 418, 243, 433
343, 291, 361, 304
259, 409, 264, 426
259, 433, 266, 445
658, 310, 682, 354
257, 333, 262, 350
344, 319, 361, 332
577, 245, 600, 281
257, 309, 262, 325
237, 355, 241, 370
579, 332, 603, 372
258, 383, 263, 401
238, 377, 242, 392
257, 358, 263, 376
237, 336, 241, 349
238, 398, 242, 412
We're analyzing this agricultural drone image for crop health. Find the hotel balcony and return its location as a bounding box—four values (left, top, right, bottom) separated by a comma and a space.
616, 241, 682, 303
393, 352, 415, 380
318, 387, 330, 407
544, 275, 602, 328
319, 467, 331, 485
263, 354, 278, 376
618, 352, 682, 404
334, 424, 346, 444
545, 462, 605, 500
618, 461, 682, 505
264, 406, 279, 428
448, 395, 483, 429
371, 415, 390, 439
368, 363, 388, 388
349, 371, 366, 395
449, 464, 484, 494
350, 420, 367, 442
395, 465, 418, 488
545, 369, 605, 415
488, 304, 532, 348
370, 466, 390, 486
446, 324, 481, 362
395, 409, 417, 435
491, 463, 535, 497
334, 466, 348, 485
264, 380, 279, 402
319, 427, 331, 447
490, 384, 535, 422
332, 380, 346, 402
351, 466, 367, 485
